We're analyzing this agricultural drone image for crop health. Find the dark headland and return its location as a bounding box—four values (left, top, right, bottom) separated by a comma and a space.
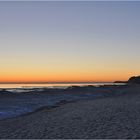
127, 76, 140, 84
114, 76, 140, 84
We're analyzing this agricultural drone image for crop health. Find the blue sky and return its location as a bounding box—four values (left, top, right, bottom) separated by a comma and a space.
0, 1, 140, 82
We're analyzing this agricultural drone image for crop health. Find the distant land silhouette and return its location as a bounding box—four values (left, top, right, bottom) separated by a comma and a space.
114, 76, 140, 84
127, 76, 140, 84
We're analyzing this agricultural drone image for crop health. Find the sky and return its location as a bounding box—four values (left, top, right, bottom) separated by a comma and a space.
0, 1, 140, 83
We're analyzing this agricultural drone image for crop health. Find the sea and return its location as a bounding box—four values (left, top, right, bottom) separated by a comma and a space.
0, 82, 121, 91
0, 83, 125, 120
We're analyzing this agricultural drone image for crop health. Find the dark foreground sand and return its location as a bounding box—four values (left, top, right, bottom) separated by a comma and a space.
1, 86, 140, 139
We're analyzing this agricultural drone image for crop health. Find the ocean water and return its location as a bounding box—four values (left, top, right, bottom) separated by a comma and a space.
0, 83, 112, 93
0, 83, 125, 120
0, 82, 122, 90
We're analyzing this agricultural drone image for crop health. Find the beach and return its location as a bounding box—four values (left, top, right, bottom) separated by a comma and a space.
0, 85, 140, 139
1, 0, 140, 139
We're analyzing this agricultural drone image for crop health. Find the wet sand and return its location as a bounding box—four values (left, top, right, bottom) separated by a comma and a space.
0, 85, 140, 139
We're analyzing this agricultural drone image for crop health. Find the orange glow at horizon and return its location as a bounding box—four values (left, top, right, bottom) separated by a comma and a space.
0, 70, 134, 83
0, 55, 139, 83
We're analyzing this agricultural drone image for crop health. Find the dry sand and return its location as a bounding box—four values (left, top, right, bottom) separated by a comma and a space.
0, 86, 140, 139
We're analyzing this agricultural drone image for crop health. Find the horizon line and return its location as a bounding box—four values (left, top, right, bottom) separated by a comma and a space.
0, 81, 124, 84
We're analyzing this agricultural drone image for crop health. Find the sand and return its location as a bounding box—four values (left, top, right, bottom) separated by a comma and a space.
0, 85, 140, 139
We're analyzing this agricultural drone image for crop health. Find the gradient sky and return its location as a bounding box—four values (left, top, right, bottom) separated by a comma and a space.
0, 1, 140, 83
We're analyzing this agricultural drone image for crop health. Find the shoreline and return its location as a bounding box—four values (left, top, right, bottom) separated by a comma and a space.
0, 84, 137, 122
0, 84, 132, 121
0, 96, 109, 122
0, 84, 122, 120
